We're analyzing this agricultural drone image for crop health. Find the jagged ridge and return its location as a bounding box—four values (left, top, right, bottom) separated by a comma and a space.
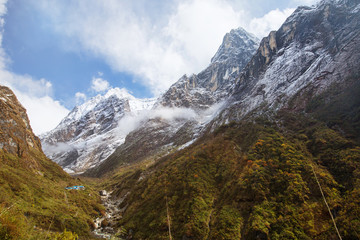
84, 27, 259, 177
41, 88, 156, 173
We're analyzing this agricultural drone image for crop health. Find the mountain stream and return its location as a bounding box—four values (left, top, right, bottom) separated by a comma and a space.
93, 190, 127, 239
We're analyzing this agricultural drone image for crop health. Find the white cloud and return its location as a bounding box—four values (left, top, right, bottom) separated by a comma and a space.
0, 71, 69, 135
247, 8, 295, 39
0, 0, 6, 16
91, 77, 110, 92
75, 92, 87, 104
165, 0, 245, 73
34, 0, 245, 95
42, 142, 74, 155
0, 0, 69, 135
0, 0, 320, 135
32, 0, 308, 96
116, 106, 198, 136
116, 114, 143, 136
16, 94, 69, 135
151, 107, 197, 121
0, 71, 53, 97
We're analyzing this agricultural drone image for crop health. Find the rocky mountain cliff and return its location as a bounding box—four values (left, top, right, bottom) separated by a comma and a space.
214, 0, 360, 126
0, 85, 103, 238
0, 85, 44, 167
85, 27, 259, 176
32, 0, 360, 238
41, 88, 155, 174
90, 0, 360, 176
42, 27, 258, 175
92, 1, 360, 238
156, 27, 259, 110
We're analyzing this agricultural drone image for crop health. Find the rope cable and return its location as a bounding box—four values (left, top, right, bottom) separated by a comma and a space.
310, 164, 342, 240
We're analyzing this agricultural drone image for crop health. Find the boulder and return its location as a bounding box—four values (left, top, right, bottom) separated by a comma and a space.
99, 190, 107, 196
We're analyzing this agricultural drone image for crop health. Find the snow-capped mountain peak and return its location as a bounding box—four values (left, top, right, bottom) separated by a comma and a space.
156, 27, 259, 110
42, 26, 259, 174
211, 27, 259, 64
41, 87, 156, 173
104, 87, 135, 100
63, 88, 134, 123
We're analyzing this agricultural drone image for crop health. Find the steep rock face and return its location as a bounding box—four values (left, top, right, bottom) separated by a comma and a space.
86, 28, 259, 176
41, 88, 155, 173
214, 0, 360, 125
85, 102, 229, 177
85, 1, 360, 238
86, 118, 197, 176
0, 85, 104, 238
156, 27, 259, 109
0, 85, 70, 177
90, 0, 360, 178
0, 85, 43, 166
93, 2, 360, 238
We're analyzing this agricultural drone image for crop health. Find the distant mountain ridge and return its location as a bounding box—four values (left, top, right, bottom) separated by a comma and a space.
20, 0, 360, 238
42, 27, 259, 174
86, 0, 360, 180
44, 0, 360, 179
83, 27, 260, 176
156, 27, 259, 109
209, 0, 360, 127
92, 1, 360, 238
41, 88, 156, 173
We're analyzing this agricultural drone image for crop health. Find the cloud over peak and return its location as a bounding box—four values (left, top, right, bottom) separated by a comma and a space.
91, 77, 110, 92
32, 0, 312, 97
1, 0, 320, 134
248, 8, 295, 40
34, 0, 248, 95
0, 0, 69, 135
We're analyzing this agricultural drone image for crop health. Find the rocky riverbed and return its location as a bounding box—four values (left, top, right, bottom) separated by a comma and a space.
93, 190, 128, 239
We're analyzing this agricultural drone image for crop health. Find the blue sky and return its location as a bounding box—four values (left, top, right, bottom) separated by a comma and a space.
3, 0, 152, 105
0, 0, 318, 134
